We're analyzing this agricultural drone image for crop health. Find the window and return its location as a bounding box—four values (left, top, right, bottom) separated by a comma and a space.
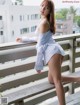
31, 15, 34, 20
25, 14, 29, 21
12, 31, 14, 36
23, 15, 24, 21
20, 28, 29, 34
35, 14, 38, 19
31, 26, 36, 32
63, 25, 67, 29
11, 15, 13, 21
20, 15, 25, 21
20, 29, 23, 34
0, 16, 2, 20
27, 15, 29, 20
23, 28, 29, 33
0, 31, 3, 35
31, 14, 39, 20
20, 15, 22, 21
57, 25, 63, 29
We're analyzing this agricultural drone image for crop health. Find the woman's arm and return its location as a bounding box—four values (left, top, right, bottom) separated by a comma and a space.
16, 36, 37, 43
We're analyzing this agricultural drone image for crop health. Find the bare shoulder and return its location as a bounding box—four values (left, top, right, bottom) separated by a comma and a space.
39, 19, 50, 33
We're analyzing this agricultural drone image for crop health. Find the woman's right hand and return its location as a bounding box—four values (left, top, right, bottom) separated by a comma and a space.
36, 70, 42, 74
16, 38, 22, 42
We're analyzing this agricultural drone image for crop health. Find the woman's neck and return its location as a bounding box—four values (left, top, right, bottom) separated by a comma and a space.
41, 15, 47, 20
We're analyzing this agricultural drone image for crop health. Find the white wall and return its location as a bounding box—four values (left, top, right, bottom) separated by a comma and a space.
0, 2, 40, 43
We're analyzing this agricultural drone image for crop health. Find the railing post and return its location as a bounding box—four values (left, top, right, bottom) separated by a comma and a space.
69, 37, 76, 94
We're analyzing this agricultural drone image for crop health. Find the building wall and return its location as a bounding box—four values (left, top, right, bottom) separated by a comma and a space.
0, 0, 74, 43
0, 0, 40, 43
56, 14, 73, 35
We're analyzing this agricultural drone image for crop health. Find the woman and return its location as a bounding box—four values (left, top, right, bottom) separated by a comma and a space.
16, 0, 80, 105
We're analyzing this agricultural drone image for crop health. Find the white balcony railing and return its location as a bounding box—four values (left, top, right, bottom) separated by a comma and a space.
0, 33, 80, 105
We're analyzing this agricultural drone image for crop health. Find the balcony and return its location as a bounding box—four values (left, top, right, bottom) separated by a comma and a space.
0, 33, 80, 105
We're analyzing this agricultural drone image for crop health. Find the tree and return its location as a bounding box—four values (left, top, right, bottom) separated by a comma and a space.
69, 6, 77, 21
16, 0, 23, 5
55, 8, 68, 20
56, 12, 64, 20
69, 6, 77, 16
56, 8, 68, 19
60, 9, 68, 19
77, 18, 80, 27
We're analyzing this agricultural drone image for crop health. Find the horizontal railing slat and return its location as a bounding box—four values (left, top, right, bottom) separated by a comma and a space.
0, 62, 35, 77
0, 42, 36, 50
0, 53, 69, 77
75, 52, 80, 58
0, 72, 48, 92
0, 47, 36, 63
24, 86, 69, 105
0, 43, 70, 63
0, 68, 79, 93
75, 62, 80, 68
3, 80, 69, 104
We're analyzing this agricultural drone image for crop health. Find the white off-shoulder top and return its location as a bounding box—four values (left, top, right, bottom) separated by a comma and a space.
34, 28, 65, 71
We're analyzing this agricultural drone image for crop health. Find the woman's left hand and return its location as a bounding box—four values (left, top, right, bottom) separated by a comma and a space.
37, 70, 42, 74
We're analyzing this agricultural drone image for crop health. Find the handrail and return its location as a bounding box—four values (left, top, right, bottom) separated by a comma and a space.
0, 33, 80, 48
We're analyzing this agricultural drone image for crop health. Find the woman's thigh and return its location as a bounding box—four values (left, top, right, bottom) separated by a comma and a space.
48, 54, 63, 83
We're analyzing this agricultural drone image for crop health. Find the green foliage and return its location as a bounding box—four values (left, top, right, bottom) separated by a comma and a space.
60, 9, 68, 19
56, 8, 68, 20
77, 18, 80, 27
69, 6, 77, 22
69, 6, 77, 16
16, 0, 23, 5
74, 16, 80, 22
56, 12, 65, 20
16, 0, 23, 2
55, 6, 78, 22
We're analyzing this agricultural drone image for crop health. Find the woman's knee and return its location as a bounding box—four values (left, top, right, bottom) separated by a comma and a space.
48, 74, 62, 85
48, 71, 54, 84
53, 76, 62, 85
48, 79, 54, 84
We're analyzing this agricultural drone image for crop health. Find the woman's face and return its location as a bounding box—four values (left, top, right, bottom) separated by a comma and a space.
40, 2, 50, 17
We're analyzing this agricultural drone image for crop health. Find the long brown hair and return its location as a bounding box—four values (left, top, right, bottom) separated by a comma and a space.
41, 0, 56, 34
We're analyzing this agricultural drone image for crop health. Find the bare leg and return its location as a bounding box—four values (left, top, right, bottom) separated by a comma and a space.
48, 54, 66, 105
61, 75, 80, 83
61, 56, 80, 83
48, 56, 80, 84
